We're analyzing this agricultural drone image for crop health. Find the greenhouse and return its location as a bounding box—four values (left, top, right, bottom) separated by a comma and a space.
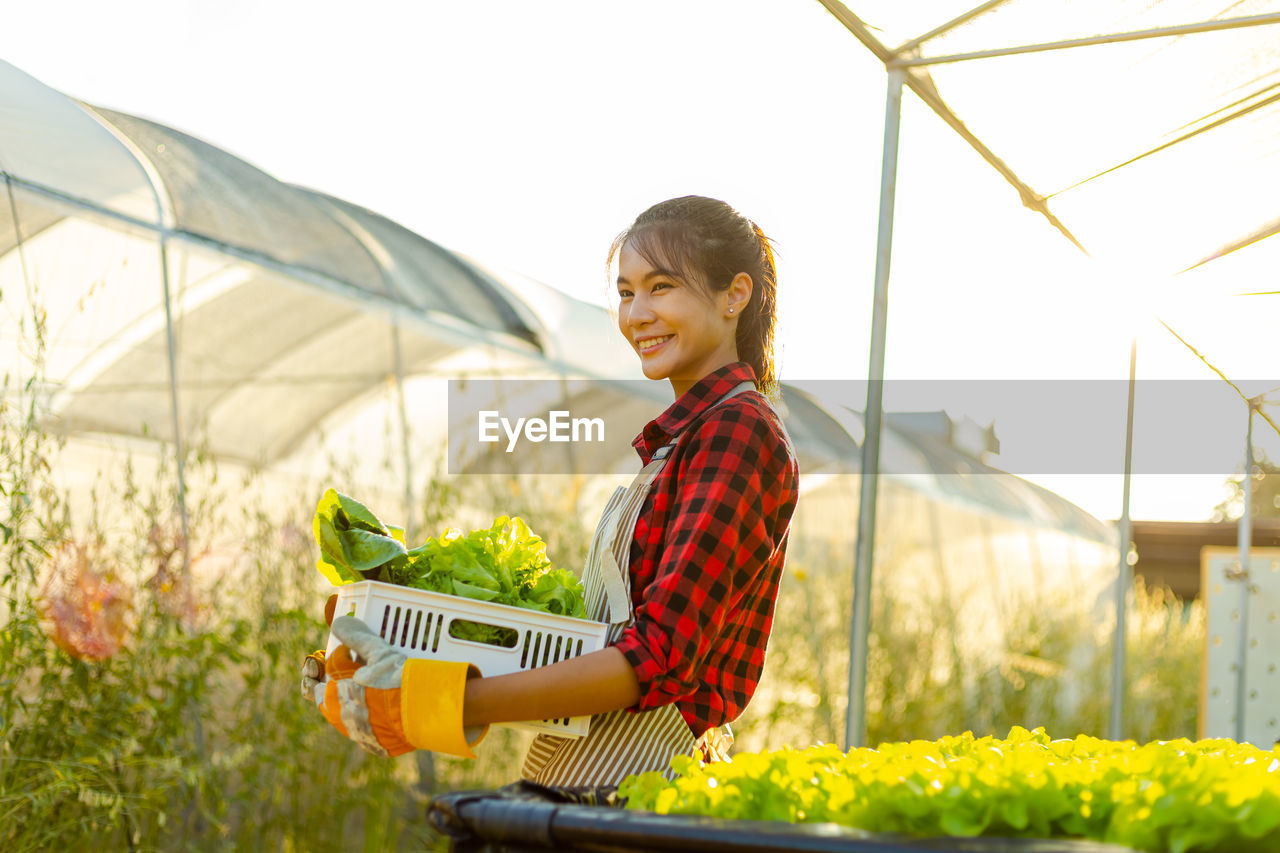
0, 53, 1115, 582
2, 11, 1263, 844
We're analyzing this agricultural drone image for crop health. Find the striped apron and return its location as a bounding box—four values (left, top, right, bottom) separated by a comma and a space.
519, 381, 756, 787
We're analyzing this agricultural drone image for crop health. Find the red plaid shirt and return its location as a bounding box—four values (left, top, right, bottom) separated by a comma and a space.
613, 362, 799, 737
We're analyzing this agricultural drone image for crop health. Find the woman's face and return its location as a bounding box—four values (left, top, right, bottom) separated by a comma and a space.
616, 240, 740, 397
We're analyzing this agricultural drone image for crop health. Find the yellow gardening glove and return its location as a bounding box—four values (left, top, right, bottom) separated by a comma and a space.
302, 616, 488, 758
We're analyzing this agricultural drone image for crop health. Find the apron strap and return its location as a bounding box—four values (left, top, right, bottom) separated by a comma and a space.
599, 561, 631, 626
598, 453, 667, 624
599, 506, 633, 626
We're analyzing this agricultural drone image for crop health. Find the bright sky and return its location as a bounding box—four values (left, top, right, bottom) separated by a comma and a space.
3, 0, 1274, 522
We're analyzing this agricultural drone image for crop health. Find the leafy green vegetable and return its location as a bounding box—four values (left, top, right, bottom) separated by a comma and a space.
392, 516, 587, 644
313, 491, 588, 646
312, 489, 406, 585
618, 727, 1280, 853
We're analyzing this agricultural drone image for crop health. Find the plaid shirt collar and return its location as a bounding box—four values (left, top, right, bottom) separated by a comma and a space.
633, 362, 758, 461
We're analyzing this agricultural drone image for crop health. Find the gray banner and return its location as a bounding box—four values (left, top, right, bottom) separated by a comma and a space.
446, 379, 1277, 476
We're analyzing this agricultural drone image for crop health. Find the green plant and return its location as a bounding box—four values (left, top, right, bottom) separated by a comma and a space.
0, 432, 419, 849
0, 414, 567, 849
620, 726, 1280, 852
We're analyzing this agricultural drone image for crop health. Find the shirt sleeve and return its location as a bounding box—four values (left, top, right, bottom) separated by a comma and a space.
612, 400, 794, 712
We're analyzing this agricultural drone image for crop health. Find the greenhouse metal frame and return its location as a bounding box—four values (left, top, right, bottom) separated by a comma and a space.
815, 0, 1280, 748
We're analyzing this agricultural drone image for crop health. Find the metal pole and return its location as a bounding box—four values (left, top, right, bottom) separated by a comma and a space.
889, 12, 1280, 68
845, 68, 904, 751
815, 0, 1084, 253
1109, 338, 1137, 740
158, 235, 191, 567
392, 319, 436, 794
391, 322, 415, 543
1235, 400, 1255, 742
894, 0, 1014, 54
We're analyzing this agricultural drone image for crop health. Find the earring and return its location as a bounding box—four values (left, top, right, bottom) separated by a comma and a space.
728, 307, 735, 315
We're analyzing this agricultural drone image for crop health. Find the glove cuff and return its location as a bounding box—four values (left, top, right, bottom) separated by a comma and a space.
401, 658, 488, 758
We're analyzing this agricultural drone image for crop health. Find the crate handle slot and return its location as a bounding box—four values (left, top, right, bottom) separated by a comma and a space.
520, 630, 532, 668
409, 612, 423, 649
528, 632, 543, 669
421, 613, 438, 650
399, 610, 413, 647
388, 607, 404, 644
378, 605, 391, 639
447, 618, 519, 649
431, 617, 444, 653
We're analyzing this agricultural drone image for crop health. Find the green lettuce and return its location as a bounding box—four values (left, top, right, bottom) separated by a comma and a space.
618, 727, 1280, 852
393, 516, 588, 643
313, 492, 588, 645
312, 489, 407, 585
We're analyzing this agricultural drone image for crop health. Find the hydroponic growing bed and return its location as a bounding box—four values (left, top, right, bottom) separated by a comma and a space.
426, 729, 1280, 853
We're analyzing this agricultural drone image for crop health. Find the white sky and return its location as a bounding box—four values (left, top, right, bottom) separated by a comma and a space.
2, 0, 1274, 522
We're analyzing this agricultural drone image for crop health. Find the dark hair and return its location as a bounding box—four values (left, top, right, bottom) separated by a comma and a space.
608, 195, 779, 395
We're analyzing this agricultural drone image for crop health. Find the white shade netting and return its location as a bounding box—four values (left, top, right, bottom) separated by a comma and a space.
821, 1, 1280, 366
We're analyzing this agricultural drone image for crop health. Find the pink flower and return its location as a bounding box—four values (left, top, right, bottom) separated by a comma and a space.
38, 543, 133, 661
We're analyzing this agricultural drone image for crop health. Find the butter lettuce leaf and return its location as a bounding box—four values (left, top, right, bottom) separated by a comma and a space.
312, 488, 406, 584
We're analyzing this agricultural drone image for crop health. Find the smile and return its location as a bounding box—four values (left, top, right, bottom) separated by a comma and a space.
637, 335, 673, 353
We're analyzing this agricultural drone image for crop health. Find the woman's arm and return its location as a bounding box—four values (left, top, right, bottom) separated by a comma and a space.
462, 646, 640, 728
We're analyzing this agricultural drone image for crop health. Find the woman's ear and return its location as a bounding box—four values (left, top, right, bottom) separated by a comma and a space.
727, 272, 753, 317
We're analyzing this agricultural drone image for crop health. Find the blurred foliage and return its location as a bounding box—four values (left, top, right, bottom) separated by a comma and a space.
0, 360, 593, 849
1, 390, 415, 849
736, 537, 1203, 752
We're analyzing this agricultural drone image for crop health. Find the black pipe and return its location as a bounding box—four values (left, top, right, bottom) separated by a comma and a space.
435, 793, 1139, 853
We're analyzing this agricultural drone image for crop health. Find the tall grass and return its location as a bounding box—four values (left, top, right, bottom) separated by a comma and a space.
0, 377, 599, 849
735, 537, 1203, 753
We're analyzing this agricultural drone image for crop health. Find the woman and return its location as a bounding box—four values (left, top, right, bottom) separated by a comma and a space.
304, 196, 799, 787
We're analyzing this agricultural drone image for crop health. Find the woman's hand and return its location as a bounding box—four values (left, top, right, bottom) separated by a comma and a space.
300, 613, 488, 758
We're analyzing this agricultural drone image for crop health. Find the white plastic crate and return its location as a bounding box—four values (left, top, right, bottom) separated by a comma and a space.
326, 580, 607, 738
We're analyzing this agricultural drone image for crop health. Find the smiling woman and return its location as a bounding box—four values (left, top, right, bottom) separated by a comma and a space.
307, 195, 800, 788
